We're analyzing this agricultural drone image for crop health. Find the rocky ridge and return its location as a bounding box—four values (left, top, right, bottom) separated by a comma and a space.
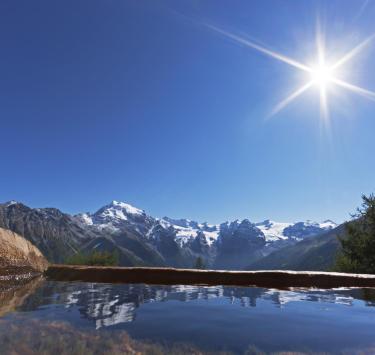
0, 200, 337, 269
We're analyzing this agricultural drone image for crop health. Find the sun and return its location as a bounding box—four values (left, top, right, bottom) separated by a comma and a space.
208, 24, 375, 121
310, 64, 333, 87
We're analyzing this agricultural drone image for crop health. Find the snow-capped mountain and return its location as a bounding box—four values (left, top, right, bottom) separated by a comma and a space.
76, 200, 150, 232
77, 200, 336, 248
74, 200, 337, 268
76, 202, 222, 248
0, 199, 338, 269
255, 219, 337, 243
160, 218, 220, 247
158, 216, 336, 248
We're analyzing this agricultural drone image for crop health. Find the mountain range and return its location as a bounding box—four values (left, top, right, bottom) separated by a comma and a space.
0, 200, 339, 270
247, 223, 346, 271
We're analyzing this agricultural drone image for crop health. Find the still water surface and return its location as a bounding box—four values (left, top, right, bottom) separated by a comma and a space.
1, 279, 375, 354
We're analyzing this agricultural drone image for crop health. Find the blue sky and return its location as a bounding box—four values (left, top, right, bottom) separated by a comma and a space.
1, 0, 375, 223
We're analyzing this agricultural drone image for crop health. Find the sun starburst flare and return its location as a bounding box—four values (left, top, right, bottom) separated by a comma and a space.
208, 25, 375, 122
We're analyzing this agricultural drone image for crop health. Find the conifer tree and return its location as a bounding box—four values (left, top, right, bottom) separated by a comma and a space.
335, 194, 375, 273
194, 256, 205, 269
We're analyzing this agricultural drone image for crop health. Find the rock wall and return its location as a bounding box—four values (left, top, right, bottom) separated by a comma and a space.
0, 227, 48, 273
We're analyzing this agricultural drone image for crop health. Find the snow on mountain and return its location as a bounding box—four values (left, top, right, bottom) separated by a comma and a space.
201, 230, 220, 246
162, 217, 199, 230
111, 200, 144, 216
78, 213, 94, 226
76, 200, 336, 249
75, 200, 147, 231
319, 220, 337, 229
174, 227, 219, 247
173, 226, 197, 245
76, 201, 221, 246
0, 199, 339, 269
98, 200, 144, 221
256, 219, 337, 242
5, 200, 19, 207
283, 220, 337, 240
255, 220, 292, 242
159, 218, 220, 247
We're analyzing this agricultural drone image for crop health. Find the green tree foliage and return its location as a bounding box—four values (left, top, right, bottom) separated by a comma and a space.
66, 250, 119, 266
335, 194, 375, 274
194, 256, 205, 269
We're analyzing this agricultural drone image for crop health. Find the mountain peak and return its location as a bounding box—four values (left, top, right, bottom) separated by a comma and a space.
107, 200, 144, 216
5, 200, 20, 207
162, 217, 199, 229
322, 219, 335, 224
320, 220, 337, 229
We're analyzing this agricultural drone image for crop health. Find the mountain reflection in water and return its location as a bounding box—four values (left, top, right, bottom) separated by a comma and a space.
16, 281, 375, 329
1, 280, 375, 354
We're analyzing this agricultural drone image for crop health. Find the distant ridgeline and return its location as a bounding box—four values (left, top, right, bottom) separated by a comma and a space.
0, 200, 339, 270
247, 225, 345, 271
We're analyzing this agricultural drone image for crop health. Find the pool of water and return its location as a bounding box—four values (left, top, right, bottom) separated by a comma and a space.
1, 278, 375, 354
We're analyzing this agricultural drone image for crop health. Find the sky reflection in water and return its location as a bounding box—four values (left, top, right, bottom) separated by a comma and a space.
1, 280, 375, 354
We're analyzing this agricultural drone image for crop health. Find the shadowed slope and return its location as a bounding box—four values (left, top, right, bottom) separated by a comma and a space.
247, 224, 346, 271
